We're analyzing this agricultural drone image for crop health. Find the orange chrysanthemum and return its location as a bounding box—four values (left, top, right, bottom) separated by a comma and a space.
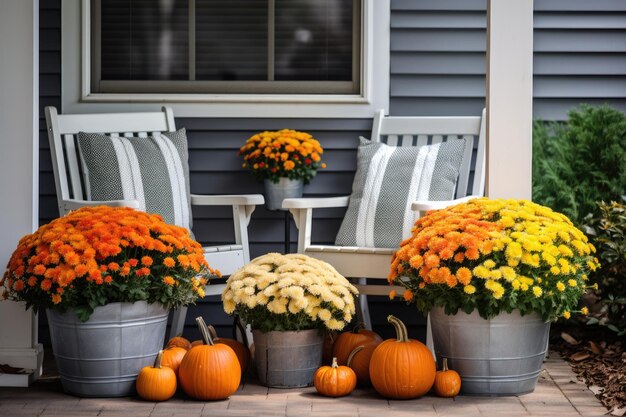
388, 198, 599, 322
239, 129, 325, 184
2, 206, 217, 320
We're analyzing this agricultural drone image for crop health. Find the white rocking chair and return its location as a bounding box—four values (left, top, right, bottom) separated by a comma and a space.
45, 106, 263, 340
284, 109, 486, 346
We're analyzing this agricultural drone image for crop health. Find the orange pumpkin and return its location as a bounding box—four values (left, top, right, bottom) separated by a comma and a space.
178, 317, 241, 400
433, 358, 461, 397
166, 336, 192, 350
206, 323, 250, 375
190, 339, 203, 348
314, 357, 357, 397
369, 315, 436, 399
136, 350, 177, 401
333, 323, 382, 386
160, 346, 187, 377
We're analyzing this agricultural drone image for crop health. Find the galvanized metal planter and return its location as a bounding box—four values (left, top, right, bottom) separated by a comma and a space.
253, 329, 323, 388
46, 301, 168, 397
264, 178, 304, 211
429, 307, 550, 396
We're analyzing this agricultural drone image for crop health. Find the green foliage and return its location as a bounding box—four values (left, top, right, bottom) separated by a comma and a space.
583, 200, 626, 336
532, 105, 626, 226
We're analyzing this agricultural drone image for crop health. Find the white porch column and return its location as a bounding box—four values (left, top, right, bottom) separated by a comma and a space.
486, 0, 534, 199
0, 0, 44, 385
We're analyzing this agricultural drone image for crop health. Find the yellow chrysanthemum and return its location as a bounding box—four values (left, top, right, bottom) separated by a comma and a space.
532, 286, 543, 298
463, 285, 476, 294
556, 282, 565, 292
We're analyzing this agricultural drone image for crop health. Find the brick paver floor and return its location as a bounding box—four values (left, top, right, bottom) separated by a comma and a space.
0, 353, 607, 417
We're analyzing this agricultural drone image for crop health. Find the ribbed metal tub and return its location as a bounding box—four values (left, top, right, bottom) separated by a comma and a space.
253, 329, 323, 388
264, 178, 304, 211
430, 307, 550, 396
47, 302, 168, 397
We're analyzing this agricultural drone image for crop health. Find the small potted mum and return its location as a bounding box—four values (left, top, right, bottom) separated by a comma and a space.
222, 253, 357, 387
239, 129, 326, 210
389, 198, 599, 396
1, 206, 217, 397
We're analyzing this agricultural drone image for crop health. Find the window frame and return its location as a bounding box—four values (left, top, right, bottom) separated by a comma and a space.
90, 0, 362, 96
61, 0, 390, 118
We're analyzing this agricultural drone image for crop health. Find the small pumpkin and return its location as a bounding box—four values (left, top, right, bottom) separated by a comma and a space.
160, 346, 187, 377
178, 317, 241, 400
190, 339, 203, 348
207, 323, 250, 374
166, 335, 192, 350
314, 357, 357, 397
136, 350, 177, 402
369, 315, 436, 399
433, 358, 461, 397
333, 323, 382, 386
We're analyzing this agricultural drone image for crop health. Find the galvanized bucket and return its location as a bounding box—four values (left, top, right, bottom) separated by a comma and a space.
429, 307, 550, 396
264, 178, 304, 211
47, 301, 168, 397
253, 329, 323, 388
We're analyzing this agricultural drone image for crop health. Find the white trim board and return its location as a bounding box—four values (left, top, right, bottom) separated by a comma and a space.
61, 0, 390, 118
0, 0, 43, 384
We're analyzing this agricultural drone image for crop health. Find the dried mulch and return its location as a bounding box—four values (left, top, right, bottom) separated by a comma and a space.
550, 325, 626, 416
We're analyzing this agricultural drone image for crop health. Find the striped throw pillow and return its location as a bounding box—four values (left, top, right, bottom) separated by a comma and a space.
335, 137, 467, 248
77, 129, 193, 232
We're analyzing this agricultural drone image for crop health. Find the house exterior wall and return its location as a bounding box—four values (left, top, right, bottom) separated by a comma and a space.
38, 0, 626, 340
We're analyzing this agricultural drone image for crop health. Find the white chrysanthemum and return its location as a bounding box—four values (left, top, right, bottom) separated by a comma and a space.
267, 299, 287, 314
256, 293, 269, 306
242, 277, 256, 287
223, 299, 236, 314
305, 295, 321, 308
277, 277, 295, 288
308, 284, 323, 295
263, 284, 278, 297
281, 285, 305, 300
288, 301, 302, 314
245, 296, 258, 309
222, 253, 358, 331
318, 309, 332, 321
326, 319, 344, 331
230, 280, 244, 290
256, 275, 273, 289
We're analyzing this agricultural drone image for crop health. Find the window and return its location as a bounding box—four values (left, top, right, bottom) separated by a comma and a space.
91, 0, 360, 95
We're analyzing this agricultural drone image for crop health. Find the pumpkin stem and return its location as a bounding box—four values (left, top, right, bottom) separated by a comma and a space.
196, 316, 215, 346
442, 358, 449, 372
387, 315, 409, 342
331, 357, 339, 368
153, 350, 164, 369
351, 322, 366, 333
346, 345, 365, 368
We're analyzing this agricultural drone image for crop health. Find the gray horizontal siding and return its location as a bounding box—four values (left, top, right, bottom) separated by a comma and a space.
389, 0, 626, 119
390, 0, 487, 116
38, 0, 626, 342
533, 2, 626, 119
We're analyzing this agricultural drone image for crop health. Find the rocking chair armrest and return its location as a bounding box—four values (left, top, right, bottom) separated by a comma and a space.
411, 195, 480, 213
190, 194, 265, 206
282, 196, 350, 210
61, 199, 140, 213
